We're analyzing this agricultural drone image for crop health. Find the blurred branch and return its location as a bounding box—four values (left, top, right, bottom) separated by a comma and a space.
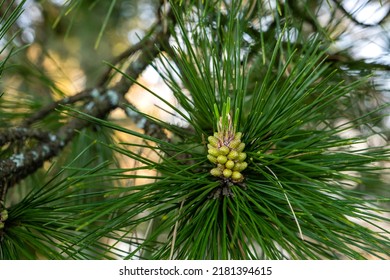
0, 128, 58, 146
20, 89, 92, 127
0, 1, 173, 194
117, 99, 168, 141
332, 0, 390, 27
326, 54, 390, 71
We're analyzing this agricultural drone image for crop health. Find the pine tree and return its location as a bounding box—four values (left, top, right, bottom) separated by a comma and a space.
0, 0, 389, 259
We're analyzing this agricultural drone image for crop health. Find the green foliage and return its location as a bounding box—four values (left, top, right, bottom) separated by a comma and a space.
0, 0, 25, 75
1, 0, 389, 259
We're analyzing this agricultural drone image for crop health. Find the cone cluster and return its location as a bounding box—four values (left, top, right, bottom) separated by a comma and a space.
0, 209, 8, 230
207, 132, 247, 182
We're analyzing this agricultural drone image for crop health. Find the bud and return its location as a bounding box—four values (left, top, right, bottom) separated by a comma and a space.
208, 136, 219, 147
236, 143, 245, 152
0, 209, 8, 221
0, 209, 8, 229
225, 160, 235, 169
210, 168, 222, 177
237, 161, 248, 171
217, 155, 228, 164
207, 155, 217, 164
208, 148, 219, 157
227, 150, 238, 160
233, 162, 248, 171
219, 146, 230, 155
232, 171, 243, 182
237, 152, 247, 162
223, 169, 232, 178
228, 139, 241, 149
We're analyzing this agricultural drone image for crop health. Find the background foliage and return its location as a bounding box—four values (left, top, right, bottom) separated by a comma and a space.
0, 0, 390, 259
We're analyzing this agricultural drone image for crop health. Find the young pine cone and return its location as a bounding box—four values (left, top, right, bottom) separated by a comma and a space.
207, 132, 247, 182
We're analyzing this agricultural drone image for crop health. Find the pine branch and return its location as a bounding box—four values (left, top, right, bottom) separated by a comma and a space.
20, 89, 92, 127
0, 2, 173, 195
